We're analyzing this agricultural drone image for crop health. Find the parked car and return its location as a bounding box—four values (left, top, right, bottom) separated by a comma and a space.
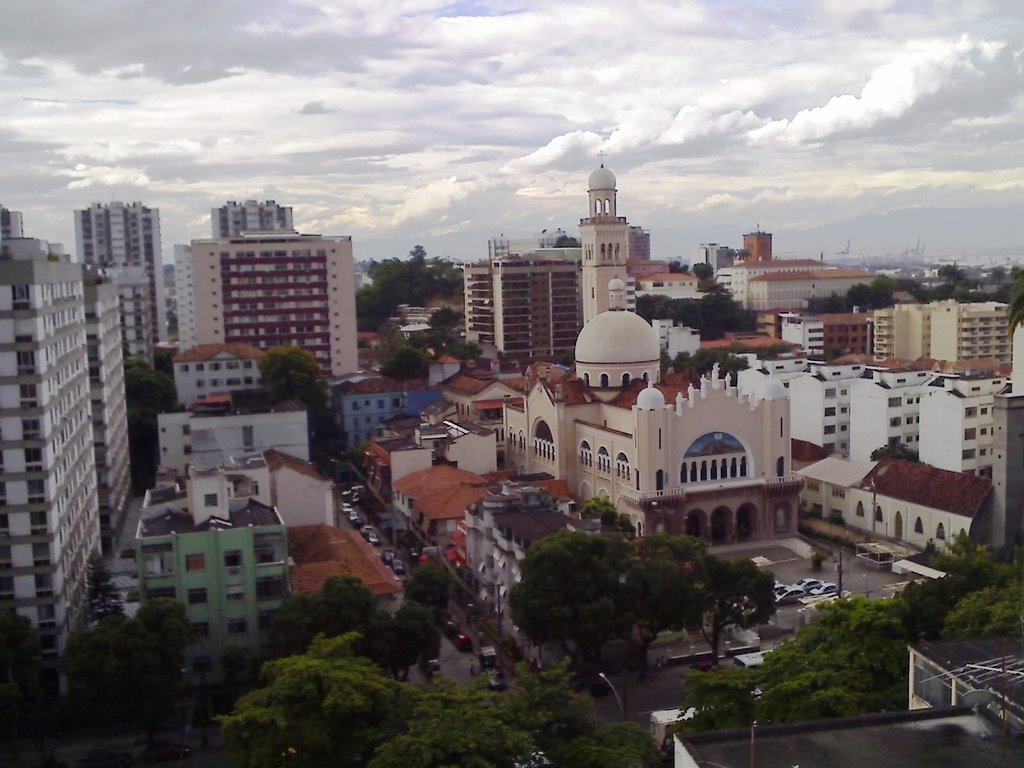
487, 671, 508, 691
390, 558, 406, 575
793, 578, 823, 592
810, 582, 839, 597
479, 646, 498, 669
453, 632, 473, 652
142, 742, 190, 764
380, 549, 395, 565
775, 586, 807, 605
360, 525, 375, 540
367, 531, 381, 546
78, 751, 132, 768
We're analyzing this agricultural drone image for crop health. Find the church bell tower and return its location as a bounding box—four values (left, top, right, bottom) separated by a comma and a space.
580, 164, 631, 323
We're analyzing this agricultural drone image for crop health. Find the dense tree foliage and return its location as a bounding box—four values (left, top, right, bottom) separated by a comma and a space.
403, 564, 451, 615
581, 498, 635, 537
357, 246, 464, 331
221, 634, 408, 768
86, 552, 124, 623
510, 531, 632, 664
0, 612, 40, 698
869, 444, 920, 462
124, 358, 177, 492
380, 345, 428, 379
668, 348, 753, 379
269, 575, 378, 658
636, 284, 753, 340
258, 346, 327, 414
698, 555, 776, 663
691, 263, 714, 281
64, 599, 193, 740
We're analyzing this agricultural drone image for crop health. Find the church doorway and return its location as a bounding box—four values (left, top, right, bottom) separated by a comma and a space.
685, 510, 705, 539
735, 504, 757, 540
773, 502, 792, 534
710, 507, 731, 544
894, 511, 903, 541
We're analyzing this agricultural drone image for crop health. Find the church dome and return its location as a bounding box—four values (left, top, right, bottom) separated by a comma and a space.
636, 382, 666, 410
575, 310, 660, 365
589, 165, 616, 191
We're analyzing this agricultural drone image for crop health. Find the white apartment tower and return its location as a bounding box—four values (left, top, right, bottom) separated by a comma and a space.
213, 200, 294, 238
0, 247, 100, 685
1, 204, 25, 241
83, 270, 131, 552
183, 232, 357, 376
74, 202, 166, 361
580, 165, 632, 323
174, 244, 197, 349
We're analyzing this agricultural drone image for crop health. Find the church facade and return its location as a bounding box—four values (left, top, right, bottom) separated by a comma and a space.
503, 167, 802, 543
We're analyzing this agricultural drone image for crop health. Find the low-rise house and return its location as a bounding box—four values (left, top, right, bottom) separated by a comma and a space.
416, 420, 498, 475
392, 465, 496, 549
287, 524, 402, 608
264, 449, 336, 527
173, 343, 265, 408
136, 461, 288, 682
331, 376, 442, 449
364, 438, 433, 501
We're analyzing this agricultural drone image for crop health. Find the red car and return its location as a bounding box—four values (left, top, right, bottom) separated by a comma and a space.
143, 742, 191, 764
453, 632, 473, 652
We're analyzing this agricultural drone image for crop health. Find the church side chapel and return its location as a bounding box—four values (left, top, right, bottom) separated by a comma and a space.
503, 166, 802, 542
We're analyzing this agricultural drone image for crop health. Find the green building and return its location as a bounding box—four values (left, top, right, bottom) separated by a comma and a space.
136, 459, 288, 682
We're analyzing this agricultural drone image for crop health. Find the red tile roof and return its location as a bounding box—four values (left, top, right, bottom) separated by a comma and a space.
701, 336, 798, 350
639, 273, 699, 283
288, 524, 402, 596
264, 449, 330, 483
441, 373, 495, 395
338, 376, 433, 395
857, 459, 991, 518
393, 464, 487, 499
608, 372, 693, 408
791, 439, 832, 464
750, 269, 873, 282
174, 343, 265, 363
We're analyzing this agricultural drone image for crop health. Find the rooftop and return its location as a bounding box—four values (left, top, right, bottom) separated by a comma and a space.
264, 448, 330, 483
139, 497, 281, 537
858, 458, 991, 518
174, 342, 266, 363
287, 524, 402, 597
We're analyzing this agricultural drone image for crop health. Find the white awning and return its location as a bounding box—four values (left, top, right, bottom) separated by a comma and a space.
892, 559, 947, 580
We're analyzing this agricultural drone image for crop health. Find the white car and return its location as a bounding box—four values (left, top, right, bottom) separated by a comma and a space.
810, 582, 839, 597
775, 587, 807, 605
792, 578, 823, 593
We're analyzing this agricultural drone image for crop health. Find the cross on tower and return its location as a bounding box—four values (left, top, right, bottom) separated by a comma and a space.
598, 150, 606, 167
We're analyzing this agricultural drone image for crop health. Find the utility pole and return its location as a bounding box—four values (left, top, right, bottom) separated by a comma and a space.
836, 544, 844, 595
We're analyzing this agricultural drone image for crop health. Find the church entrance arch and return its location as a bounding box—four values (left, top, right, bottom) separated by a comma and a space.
579, 481, 592, 500
710, 506, 732, 544
736, 503, 757, 540
773, 501, 793, 534
685, 509, 706, 539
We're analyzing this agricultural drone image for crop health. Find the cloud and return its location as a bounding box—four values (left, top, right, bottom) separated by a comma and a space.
56, 164, 151, 189
390, 176, 489, 225
297, 100, 334, 114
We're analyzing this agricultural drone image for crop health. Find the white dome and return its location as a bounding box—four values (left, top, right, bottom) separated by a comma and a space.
607, 277, 626, 291
589, 165, 616, 191
762, 378, 789, 400
636, 383, 666, 410
575, 310, 660, 365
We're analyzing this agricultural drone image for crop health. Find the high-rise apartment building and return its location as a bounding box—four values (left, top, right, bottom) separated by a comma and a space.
174, 244, 197, 348
181, 232, 357, 376
74, 202, 166, 361
1, 204, 25, 241
464, 257, 581, 357
0, 246, 99, 686
628, 226, 651, 261
212, 200, 293, 238
873, 301, 1010, 363
83, 270, 131, 553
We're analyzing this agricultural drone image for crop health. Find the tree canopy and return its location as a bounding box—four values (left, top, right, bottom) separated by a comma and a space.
635, 284, 754, 340
357, 246, 464, 331
258, 345, 327, 414
86, 552, 124, 623
698, 554, 776, 663
124, 358, 177, 492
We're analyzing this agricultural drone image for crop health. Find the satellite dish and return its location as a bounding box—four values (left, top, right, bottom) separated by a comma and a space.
959, 688, 997, 738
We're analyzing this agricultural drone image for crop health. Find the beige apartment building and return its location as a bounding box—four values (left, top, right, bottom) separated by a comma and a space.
464, 257, 581, 357
873, 301, 1009, 363
178, 231, 357, 376
745, 269, 874, 311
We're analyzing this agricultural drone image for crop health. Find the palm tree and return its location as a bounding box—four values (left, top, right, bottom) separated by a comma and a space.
1008, 268, 1024, 338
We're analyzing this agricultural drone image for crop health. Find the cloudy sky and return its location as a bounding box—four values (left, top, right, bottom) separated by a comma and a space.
2, 0, 1023, 265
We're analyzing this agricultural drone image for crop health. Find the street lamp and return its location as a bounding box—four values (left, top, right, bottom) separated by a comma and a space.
598, 672, 627, 721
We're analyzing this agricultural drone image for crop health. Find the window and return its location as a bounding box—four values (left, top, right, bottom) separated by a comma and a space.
965, 407, 978, 418
204, 493, 218, 507
243, 425, 254, 449
936, 523, 946, 540
185, 553, 205, 572
831, 488, 845, 499
824, 407, 836, 417
187, 588, 208, 605
964, 428, 976, 440
258, 609, 276, 633
824, 388, 836, 398
962, 449, 976, 460
824, 425, 836, 435
192, 621, 210, 638
182, 425, 191, 436
914, 517, 923, 534
256, 576, 286, 599
227, 617, 248, 634
146, 586, 175, 600
227, 585, 245, 602
888, 397, 902, 408
224, 550, 243, 568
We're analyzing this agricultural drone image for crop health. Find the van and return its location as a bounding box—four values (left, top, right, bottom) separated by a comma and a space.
479, 646, 498, 669
732, 651, 766, 668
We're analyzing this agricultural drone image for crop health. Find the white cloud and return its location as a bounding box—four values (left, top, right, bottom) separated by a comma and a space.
57, 164, 151, 189
390, 176, 489, 226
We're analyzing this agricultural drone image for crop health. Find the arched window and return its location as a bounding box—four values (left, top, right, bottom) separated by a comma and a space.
936, 523, 946, 540
776, 456, 785, 477
621, 373, 630, 387
643, 371, 650, 383
597, 446, 610, 472
875, 506, 883, 522
680, 465, 687, 483
739, 456, 747, 476
856, 501, 865, 517
690, 463, 697, 482
914, 517, 923, 534
616, 452, 629, 478
600, 373, 609, 388
710, 461, 718, 480
655, 469, 664, 491
700, 461, 708, 481
730, 457, 737, 477
579, 441, 592, 466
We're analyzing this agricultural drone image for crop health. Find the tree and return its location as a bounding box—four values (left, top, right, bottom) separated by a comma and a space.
403, 564, 450, 615
124, 358, 177, 492
222, 634, 408, 768
64, 599, 193, 740
869, 444, 919, 462
86, 552, 124, 623
0, 612, 40, 699
754, 598, 909, 722
698, 555, 775, 664
449, 341, 483, 360
269, 575, 377, 657
1009, 268, 1024, 338
368, 678, 532, 768
510, 531, 631, 664
381, 345, 428, 379
681, 666, 759, 732
942, 583, 1023, 639
622, 535, 706, 674
258, 346, 327, 414
367, 603, 441, 680
672, 349, 750, 379
692, 263, 714, 281
580, 498, 633, 536
554, 234, 580, 248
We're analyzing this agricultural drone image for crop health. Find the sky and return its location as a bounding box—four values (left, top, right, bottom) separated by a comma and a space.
2, 0, 1023, 266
